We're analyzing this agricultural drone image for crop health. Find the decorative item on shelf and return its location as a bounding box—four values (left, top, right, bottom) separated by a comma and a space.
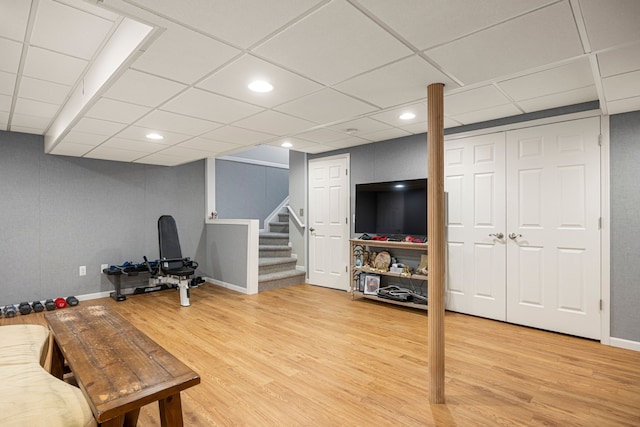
353, 245, 363, 267
370, 251, 377, 266
373, 251, 391, 271
416, 254, 428, 275
364, 274, 380, 295
363, 251, 370, 266
359, 273, 366, 292
402, 265, 411, 276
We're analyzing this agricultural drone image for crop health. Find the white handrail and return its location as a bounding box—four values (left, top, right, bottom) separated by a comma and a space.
286, 205, 306, 229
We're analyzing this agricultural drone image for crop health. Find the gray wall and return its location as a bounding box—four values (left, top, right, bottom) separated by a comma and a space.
288, 150, 307, 269
205, 223, 248, 289
0, 130, 206, 305
215, 159, 288, 228
307, 103, 640, 343
610, 110, 640, 342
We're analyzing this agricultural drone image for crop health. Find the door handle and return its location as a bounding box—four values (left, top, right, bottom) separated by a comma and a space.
508, 233, 522, 240
489, 232, 504, 239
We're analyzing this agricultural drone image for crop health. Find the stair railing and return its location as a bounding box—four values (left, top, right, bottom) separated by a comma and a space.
286, 205, 305, 230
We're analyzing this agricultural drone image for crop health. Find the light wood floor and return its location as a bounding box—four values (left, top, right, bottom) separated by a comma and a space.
2, 284, 639, 426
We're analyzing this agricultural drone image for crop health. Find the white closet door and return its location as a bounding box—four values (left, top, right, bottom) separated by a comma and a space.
505, 117, 601, 339
445, 132, 507, 321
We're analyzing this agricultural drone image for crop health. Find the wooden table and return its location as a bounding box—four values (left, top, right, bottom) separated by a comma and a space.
45, 305, 200, 426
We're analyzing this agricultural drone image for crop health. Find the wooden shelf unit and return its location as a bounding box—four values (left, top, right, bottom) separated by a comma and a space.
349, 239, 428, 310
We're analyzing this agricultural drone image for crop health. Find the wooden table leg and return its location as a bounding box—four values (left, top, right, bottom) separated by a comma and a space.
49, 337, 65, 379
159, 393, 184, 427
123, 408, 140, 427
100, 415, 124, 426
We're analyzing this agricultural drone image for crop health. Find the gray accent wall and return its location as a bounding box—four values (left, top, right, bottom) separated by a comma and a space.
215, 158, 288, 228
289, 150, 307, 269
0, 130, 206, 305
610, 111, 640, 342
205, 223, 248, 290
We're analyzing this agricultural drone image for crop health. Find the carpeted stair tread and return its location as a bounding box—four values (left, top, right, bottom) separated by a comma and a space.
259, 269, 306, 282
259, 257, 297, 267
260, 232, 289, 238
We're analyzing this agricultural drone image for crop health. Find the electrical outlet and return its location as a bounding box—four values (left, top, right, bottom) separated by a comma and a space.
79, 266, 86, 276
101, 264, 108, 272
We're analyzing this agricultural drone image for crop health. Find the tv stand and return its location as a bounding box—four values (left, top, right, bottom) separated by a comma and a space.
349, 239, 428, 311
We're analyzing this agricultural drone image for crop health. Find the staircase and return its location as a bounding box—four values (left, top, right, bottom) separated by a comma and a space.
258, 209, 306, 292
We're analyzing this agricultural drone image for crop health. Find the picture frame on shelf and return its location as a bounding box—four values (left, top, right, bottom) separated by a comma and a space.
364, 274, 380, 295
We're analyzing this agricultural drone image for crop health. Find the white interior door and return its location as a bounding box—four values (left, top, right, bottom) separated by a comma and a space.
506, 117, 601, 339
308, 155, 349, 291
445, 132, 507, 321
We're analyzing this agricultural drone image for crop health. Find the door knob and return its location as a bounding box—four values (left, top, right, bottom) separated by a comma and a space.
309, 227, 315, 233
489, 233, 504, 239
508, 233, 522, 240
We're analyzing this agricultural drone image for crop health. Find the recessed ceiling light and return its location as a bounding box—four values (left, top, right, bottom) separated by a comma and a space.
248, 80, 273, 93
145, 132, 164, 140
399, 112, 416, 120
281, 142, 293, 148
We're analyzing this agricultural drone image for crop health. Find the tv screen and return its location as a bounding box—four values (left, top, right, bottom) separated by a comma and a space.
355, 178, 427, 237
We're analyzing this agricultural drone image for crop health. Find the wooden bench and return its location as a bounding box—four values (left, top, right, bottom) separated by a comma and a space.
0, 324, 96, 427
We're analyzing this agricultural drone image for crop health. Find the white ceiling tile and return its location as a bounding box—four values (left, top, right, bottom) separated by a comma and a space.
133, 153, 187, 166
0, 111, 8, 127
136, 110, 222, 136
445, 85, 511, 116
232, 110, 316, 135
335, 56, 458, 109
275, 88, 377, 124
162, 88, 263, 123
517, 86, 598, 113
0, 94, 11, 112
399, 121, 428, 134
133, 24, 241, 84
264, 137, 317, 151
54, 0, 120, 21
294, 128, 347, 144
9, 125, 44, 134
22, 46, 87, 85
328, 117, 391, 135
153, 145, 211, 161
200, 125, 275, 144
86, 98, 151, 124
498, 59, 594, 101
17, 76, 69, 104
602, 70, 640, 101
597, 43, 640, 78
606, 96, 640, 115
104, 69, 186, 107
425, 2, 584, 84
31, 0, 113, 60
0, 38, 23, 74
99, 137, 166, 153
370, 102, 427, 127
355, 0, 555, 50
451, 104, 522, 125
14, 97, 58, 119
61, 130, 109, 146
73, 117, 127, 136
84, 146, 148, 162
255, 0, 413, 85
126, 0, 323, 48
0, 0, 30, 41
115, 126, 191, 145
178, 138, 241, 154
10, 113, 50, 131
327, 136, 371, 149
50, 142, 94, 157
360, 127, 411, 142
0, 71, 16, 96
580, 0, 640, 52
197, 54, 322, 108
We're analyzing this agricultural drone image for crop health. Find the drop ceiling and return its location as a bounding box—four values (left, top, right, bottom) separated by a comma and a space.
1, 0, 639, 166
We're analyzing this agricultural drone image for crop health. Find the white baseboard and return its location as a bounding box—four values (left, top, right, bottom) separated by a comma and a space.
77, 291, 112, 301
204, 277, 252, 295
609, 337, 640, 352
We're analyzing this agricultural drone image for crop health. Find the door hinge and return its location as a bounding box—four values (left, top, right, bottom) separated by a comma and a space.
600, 299, 603, 311
346, 217, 348, 224
598, 134, 603, 146
345, 265, 348, 273
345, 169, 348, 176
598, 217, 602, 230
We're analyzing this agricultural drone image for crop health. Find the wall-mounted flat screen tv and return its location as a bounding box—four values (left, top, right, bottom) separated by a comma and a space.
355, 178, 427, 237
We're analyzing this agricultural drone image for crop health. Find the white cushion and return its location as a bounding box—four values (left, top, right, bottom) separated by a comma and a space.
0, 324, 49, 366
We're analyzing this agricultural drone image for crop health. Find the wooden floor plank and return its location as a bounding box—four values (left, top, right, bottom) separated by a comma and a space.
2, 283, 639, 426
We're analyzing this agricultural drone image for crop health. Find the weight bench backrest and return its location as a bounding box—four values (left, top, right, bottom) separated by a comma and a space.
158, 215, 183, 270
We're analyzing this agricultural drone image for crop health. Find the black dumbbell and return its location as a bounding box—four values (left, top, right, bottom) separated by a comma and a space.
44, 299, 56, 311
18, 302, 32, 315
66, 296, 79, 307
3, 305, 17, 318
32, 301, 45, 313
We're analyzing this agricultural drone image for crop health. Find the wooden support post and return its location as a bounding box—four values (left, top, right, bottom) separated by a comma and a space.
427, 83, 445, 404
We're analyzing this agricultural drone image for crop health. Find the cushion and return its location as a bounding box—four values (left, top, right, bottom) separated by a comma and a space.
0, 324, 49, 366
